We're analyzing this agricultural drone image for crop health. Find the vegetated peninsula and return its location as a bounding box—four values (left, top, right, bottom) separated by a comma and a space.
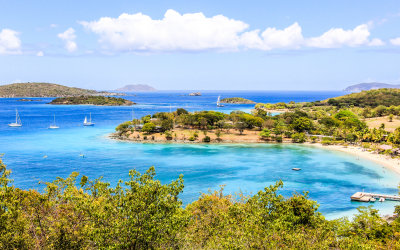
115, 84, 157, 92
50, 96, 135, 106
220, 97, 255, 104
344, 82, 400, 92
113, 88, 400, 171
0, 82, 120, 98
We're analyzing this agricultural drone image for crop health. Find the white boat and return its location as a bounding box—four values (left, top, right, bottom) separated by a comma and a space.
49, 114, 59, 129
292, 168, 301, 171
83, 113, 95, 126
8, 109, 22, 127
217, 95, 224, 107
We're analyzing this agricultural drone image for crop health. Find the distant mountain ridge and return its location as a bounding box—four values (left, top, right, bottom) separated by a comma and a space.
344, 82, 400, 92
115, 84, 157, 92
0, 82, 120, 98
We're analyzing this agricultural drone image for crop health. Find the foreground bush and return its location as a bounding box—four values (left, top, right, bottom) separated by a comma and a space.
1, 158, 400, 249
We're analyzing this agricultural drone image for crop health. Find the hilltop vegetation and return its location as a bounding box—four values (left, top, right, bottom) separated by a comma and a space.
220, 97, 255, 104
327, 89, 400, 107
0, 82, 118, 97
1, 158, 400, 248
50, 96, 135, 106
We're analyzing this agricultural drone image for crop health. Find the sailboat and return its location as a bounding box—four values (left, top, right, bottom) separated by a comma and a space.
8, 109, 22, 127
83, 113, 95, 126
49, 114, 59, 129
217, 95, 224, 107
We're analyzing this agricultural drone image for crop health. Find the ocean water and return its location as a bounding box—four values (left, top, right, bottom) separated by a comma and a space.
0, 91, 399, 219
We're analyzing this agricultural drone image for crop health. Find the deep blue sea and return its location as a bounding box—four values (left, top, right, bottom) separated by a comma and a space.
1, 91, 399, 219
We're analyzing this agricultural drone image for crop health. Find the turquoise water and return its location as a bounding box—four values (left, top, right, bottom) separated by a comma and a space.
1, 91, 399, 218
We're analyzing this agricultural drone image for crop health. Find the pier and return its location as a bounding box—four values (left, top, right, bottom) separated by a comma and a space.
351, 192, 400, 202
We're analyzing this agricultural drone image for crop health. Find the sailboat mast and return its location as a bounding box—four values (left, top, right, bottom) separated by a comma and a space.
16, 109, 18, 123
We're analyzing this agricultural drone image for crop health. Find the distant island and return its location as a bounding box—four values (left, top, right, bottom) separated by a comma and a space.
189, 92, 201, 96
17, 98, 42, 102
220, 97, 255, 104
344, 82, 400, 92
0, 82, 120, 98
49, 96, 135, 106
115, 84, 157, 92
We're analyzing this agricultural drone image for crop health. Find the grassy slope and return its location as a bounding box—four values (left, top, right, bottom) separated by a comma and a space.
327, 88, 400, 107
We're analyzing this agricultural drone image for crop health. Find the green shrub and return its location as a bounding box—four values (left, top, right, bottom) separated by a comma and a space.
142, 122, 156, 134
202, 136, 211, 143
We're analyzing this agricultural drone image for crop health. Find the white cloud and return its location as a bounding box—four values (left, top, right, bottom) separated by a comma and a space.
81, 9, 248, 52
306, 24, 373, 48
368, 38, 385, 46
50, 24, 58, 28
58, 28, 77, 52
0, 29, 21, 54
240, 22, 304, 50
80, 10, 385, 53
36, 51, 44, 56
390, 37, 400, 46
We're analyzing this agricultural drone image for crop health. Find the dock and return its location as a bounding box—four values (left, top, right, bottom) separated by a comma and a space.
351, 192, 400, 202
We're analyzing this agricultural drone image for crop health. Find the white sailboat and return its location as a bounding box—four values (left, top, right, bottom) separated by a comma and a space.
8, 109, 22, 127
217, 95, 224, 107
83, 113, 95, 126
49, 114, 59, 129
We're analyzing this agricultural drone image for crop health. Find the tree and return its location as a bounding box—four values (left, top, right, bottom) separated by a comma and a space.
142, 122, 156, 134
115, 121, 132, 132
259, 128, 271, 140
235, 122, 246, 135
161, 118, 173, 132
292, 117, 313, 132
176, 108, 188, 116
291, 132, 306, 143
389, 114, 394, 122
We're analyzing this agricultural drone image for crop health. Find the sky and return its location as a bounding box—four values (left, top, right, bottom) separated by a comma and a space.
0, 0, 400, 91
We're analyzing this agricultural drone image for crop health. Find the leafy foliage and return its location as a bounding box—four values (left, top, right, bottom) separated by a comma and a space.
1, 158, 400, 248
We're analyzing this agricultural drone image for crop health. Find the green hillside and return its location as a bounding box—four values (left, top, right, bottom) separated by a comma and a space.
326, 88, 400, 107
0, 82, 115, 97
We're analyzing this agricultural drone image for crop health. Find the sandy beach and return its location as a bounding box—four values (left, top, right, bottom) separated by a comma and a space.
113, 129, 400, 175
308, 143, 400, 175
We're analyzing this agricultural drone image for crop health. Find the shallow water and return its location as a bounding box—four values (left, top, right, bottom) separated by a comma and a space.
0, 91, 399, 219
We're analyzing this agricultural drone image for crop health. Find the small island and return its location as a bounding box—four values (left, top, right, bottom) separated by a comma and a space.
189, 92, 201, 96
220, 97, 255, 104
49, 96, 135, 106
17, 98, 42, 102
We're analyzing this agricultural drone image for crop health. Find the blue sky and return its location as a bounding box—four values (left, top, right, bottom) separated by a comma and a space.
0, 0, 400, 90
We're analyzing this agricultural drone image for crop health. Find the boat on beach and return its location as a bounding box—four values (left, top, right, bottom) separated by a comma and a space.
8, 109, 22, 127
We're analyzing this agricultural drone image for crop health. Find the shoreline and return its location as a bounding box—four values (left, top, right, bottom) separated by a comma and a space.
110, 133, 400, 175
307, 143, 400, 175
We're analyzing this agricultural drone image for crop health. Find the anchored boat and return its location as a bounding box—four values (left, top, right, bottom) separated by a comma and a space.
83, 113, 95, 126
49, 114, 59, 129
8, 109, 22, 127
